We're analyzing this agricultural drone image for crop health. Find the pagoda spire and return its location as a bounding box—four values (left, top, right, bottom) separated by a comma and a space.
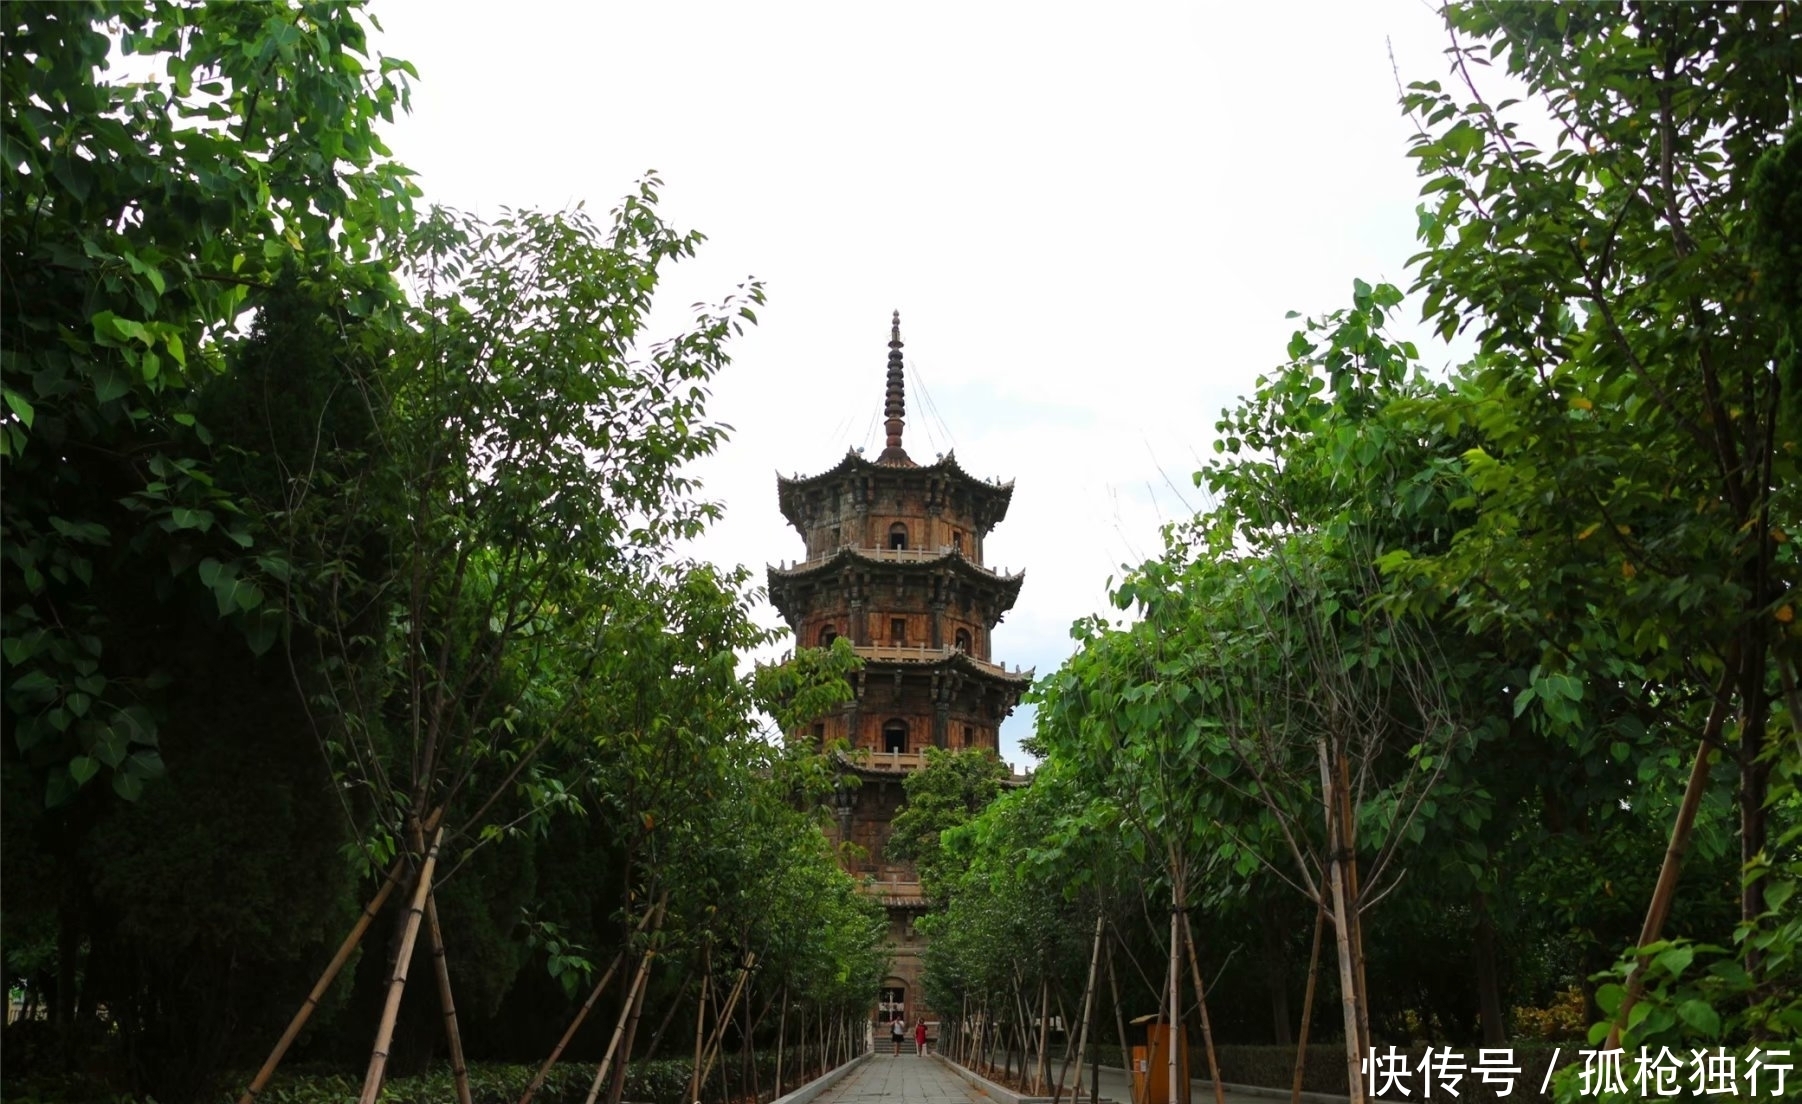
879, 310, 911, 464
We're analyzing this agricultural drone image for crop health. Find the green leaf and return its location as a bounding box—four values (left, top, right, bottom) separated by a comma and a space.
3, 387, 35, 429
1675, 999, 1719, 1038
112, 770, 145, 801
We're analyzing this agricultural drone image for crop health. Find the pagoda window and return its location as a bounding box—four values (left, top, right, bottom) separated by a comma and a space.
890, 618, 906, 644
818, 623, 837, 647
888, 522, 908, 550
952, 531, 963, 553
883, 719, 908, 754
954, 628, 972, 652
963, 725, 975, 747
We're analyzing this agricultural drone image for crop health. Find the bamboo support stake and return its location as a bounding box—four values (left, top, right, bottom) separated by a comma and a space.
521, 896, 666, 1104
237, 850, 411, 1104
239, 803, 447, 1104
1167, 908, 1182, 1104
358, 824, 446, 1104
1318, 739, 1365, 1104
425, 891, 473, 1104
1034, 978, 1051, 1096
582, 944, 658, 1104
774, 984, 789, 1098
688, 951, 712, 1104
519, 951, 626, 1104
609, 939, 656, 1104
1056, 912, 1106, 1104
1605, 673, 1734, 1049
700, 954, 755, 1081
1106, 943, 1136, 1104
1290, 905, 1325, 1104
1180, 913, 1226, 1104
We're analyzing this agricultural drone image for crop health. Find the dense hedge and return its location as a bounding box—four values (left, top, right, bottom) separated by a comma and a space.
1091, 1043, 1568, 1102
1, 1049, 859, 1104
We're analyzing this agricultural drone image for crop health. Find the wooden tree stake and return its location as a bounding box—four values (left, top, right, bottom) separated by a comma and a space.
426, 890, 472, 1104
1056, 911, 1106, 1104
237, 849, 410, 1104
1605, 672, 1734, 1048
582, 944, 658, 1104
357, 823, 446, 1104
1290, 905, 1325, 1104
521, 894, 666, 1104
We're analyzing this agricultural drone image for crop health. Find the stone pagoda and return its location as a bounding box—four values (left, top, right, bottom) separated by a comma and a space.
766, 313, 1031, 1027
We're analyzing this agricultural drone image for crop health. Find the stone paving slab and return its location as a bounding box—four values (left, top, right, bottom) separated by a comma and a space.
817, 1053, 991, 1104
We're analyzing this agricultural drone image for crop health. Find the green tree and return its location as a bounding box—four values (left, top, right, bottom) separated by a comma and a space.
1399, 0, 1801, 1049
887, 747, 1012, 899
1, 0, 418, 805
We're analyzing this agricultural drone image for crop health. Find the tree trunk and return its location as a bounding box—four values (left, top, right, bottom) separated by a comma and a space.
1034, 978, 1051, 1095
1260, 896, 1293, 1047
1738, 641, 1772, 983
1472, 896, 1506, 1047
358, 824, 446, 1104
1318, 739, 1365, 1104
1291, 905, 1325, 1104
1180, 913, 1226, 1104
1335, 750, 1371, 1059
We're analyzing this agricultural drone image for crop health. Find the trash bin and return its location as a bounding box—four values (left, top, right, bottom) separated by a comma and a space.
1127, 1013, 1189, 1104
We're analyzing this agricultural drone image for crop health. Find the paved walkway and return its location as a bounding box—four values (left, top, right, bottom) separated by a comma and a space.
815, 1053, 1286, 1104
1090, 1064, 1296, 1104
816, 1054, 988, 1104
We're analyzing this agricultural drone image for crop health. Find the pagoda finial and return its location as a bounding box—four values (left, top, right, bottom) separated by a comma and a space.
879, 310, 910, 463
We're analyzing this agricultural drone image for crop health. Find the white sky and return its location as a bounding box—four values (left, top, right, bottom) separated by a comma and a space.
372, 0, 1467, 767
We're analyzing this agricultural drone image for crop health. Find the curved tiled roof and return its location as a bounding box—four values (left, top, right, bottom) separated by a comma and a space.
765, 548, 1025, 628
776, 447, 1013, 498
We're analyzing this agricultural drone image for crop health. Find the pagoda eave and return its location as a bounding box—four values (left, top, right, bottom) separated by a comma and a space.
776, 450, 1015, 533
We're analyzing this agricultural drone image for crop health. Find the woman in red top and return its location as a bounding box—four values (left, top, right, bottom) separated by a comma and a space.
914, 1019, 928, 1056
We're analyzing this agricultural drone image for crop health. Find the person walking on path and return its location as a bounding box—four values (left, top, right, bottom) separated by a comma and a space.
914, 1019, 928, 1056
890, 1016, 905, 1055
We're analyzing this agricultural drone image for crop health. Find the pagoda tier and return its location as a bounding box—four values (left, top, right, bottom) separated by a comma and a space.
776, 449, 1015, 562
767, 546, 1024, 660
805, 647, 1029, 754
